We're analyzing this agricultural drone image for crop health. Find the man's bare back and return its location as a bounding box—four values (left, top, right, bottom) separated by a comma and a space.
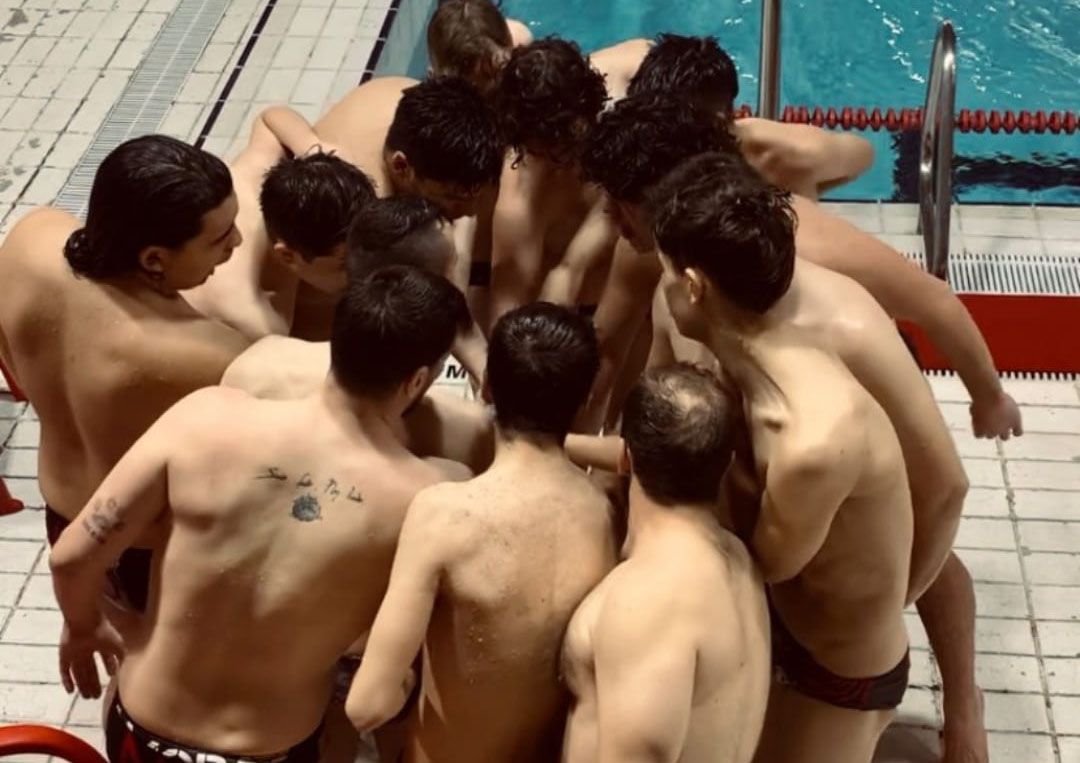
563, 522, 769, 763
111, 386, 460, 752
0, 208, 247, 519
314, 76, 414, 195
395, 459, 615, 763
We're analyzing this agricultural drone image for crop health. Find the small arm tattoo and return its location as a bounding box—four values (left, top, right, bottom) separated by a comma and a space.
81, 498, 126, 544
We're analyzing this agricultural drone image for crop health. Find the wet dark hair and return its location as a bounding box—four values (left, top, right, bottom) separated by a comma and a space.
582, 94, 739, 204
487, 302, 599, 441
627, 34, 740, 117
623, 364, 737, 505
331, 265, 470, 397
260, 151, 375, 261
494, 37, 608, 164
346, 196, 448, 278
649, 152, 796, 315
64, 135, 232, 279
385, 77, 505, 189
428, 0, 512, 88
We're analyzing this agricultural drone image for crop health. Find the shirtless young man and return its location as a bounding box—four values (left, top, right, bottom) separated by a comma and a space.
347, 303, 617, 762
184, 122, 375, 340
51, 266, 472, 763
487, 39, 618, 329
0, 135, 248, 612
650, 157, 915, 762
562, 364, 770, 763
221, 196, 493, 471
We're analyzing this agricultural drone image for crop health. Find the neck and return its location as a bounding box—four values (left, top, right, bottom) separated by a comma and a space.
623, 479, 720, 557
111, 271, 181, 299
492, 428, 566, 465
317, 375, 404, 441
699, 270, 804, 400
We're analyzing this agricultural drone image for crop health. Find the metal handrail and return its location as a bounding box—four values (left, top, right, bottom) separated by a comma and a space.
919, 20, 957, 280
758, 0, 781, 119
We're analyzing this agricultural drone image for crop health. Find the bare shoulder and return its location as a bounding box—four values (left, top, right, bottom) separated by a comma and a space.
591, 37, 651, 63
0, 207, 77, 267
596, 561, 686, 642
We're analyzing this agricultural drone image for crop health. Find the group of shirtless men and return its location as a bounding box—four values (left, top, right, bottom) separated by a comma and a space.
0, 1, 1026, 762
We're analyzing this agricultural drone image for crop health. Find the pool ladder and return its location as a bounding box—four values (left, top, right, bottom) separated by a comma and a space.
757, 6, 957, 281
919, 20, 957, 281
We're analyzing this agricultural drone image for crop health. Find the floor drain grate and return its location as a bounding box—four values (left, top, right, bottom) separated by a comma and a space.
902, 250, 1080, 296
53, 0, 232, 218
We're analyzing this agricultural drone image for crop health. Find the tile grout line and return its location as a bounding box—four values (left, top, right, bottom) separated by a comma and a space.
999, 440, 1063, 762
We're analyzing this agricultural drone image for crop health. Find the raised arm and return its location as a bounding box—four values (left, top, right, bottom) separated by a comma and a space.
594, 586, 696, 763
565, 434, 624, 473
815, 232, 1021, 439
740, 120, 874, 199
346, 492, 449, 731
50, 401, 181, 697
258, 106, 349, 161
754, 436, 856, 584
402, 390, 495, 474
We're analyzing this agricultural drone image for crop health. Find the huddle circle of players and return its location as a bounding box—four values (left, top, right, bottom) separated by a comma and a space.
0, 2, 1026, 762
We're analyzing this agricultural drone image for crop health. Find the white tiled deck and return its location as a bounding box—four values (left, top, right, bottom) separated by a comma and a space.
1, 0, 1079, 759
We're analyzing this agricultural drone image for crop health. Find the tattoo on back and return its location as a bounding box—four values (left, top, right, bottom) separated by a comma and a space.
81, 498, 126, 544
292, 494, 322, 522
255, 466, 365, 519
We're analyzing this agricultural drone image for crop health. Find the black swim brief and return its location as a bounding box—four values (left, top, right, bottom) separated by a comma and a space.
45, 505, 151, 613
770, 605, 909, 711
105, 694, 321, 763
469, 261, 492, 288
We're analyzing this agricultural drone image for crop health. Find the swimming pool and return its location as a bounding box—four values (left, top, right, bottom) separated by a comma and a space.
387, 0, 1079, 204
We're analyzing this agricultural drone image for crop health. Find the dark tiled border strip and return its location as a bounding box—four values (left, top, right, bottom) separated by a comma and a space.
54, 0, 232, 217
194, 0, 280, 148
360, 0, 403, 83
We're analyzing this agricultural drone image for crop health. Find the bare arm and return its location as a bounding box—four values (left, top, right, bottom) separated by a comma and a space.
489, 198, 546, 331
538, 202, 618, 307
647, 285, 677, 369
754, 438, 856, 584
741, 120, 874, 198
346, 492, 448, 730
579, 240, 660, 431
814, 231, 1021, 438
402, 391, 494, 474
451, 322, 488, 385
50, 397, 189, 696
594, 587, 696, 763
258, 106, 347, 161
565, 434, 624, 473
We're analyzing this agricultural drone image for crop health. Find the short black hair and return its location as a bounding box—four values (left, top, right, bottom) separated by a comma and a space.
331, 265, 471, 397
582, 94, 738, 203
260, 151, 375, 261
494, 37, 608, 163
628, 34, 740, 116
385, 77, 505, 189
346, 196, 448, 278
623, 364, 737, 505
649, 152, 796, 314
488, 302, 599, 440
65, 135, 232, 279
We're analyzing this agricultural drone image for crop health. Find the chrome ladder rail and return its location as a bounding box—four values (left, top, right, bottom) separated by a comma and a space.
919, 20, 957, 280
758, 0, 781, 119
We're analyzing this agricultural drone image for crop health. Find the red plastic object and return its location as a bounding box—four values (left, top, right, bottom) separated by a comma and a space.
0, 725, 107, 763
0, 477, 23, 517
899, 293, 1080, 374
0, 357, 26, 402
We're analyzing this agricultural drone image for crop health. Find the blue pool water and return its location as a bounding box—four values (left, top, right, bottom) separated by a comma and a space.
399, 0, 1080, 204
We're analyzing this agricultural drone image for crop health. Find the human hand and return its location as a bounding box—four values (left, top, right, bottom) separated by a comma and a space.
59, 618, 123, 698
970, 391, 1023, 440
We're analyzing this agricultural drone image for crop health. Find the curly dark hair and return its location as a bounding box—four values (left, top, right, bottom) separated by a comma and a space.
427, 0, 512, 89
493, 37, 608, 164
582, 94, 739, 203
628, 34, 740, 116
648, 151, 796, 315
386, 76, 505, 189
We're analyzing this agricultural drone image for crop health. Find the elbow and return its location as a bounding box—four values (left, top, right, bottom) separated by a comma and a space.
345, 685, 404, 733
